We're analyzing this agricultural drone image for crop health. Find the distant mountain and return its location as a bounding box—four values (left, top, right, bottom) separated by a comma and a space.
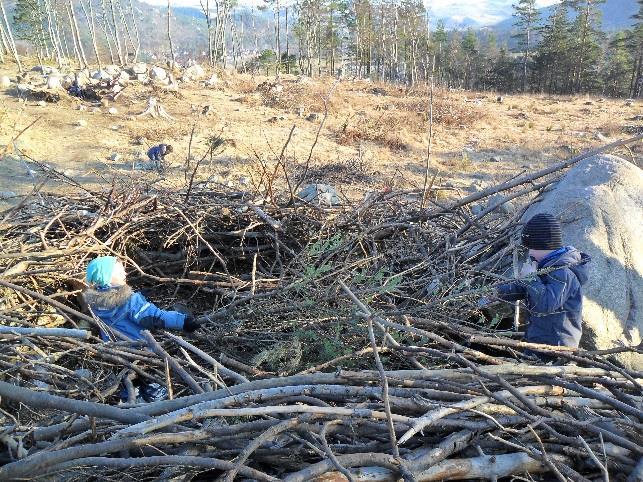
492, 0, 638, 34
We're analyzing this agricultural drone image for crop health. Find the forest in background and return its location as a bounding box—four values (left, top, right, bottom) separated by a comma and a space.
0, 0, 641, 97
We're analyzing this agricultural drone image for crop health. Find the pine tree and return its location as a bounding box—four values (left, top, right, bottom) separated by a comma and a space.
512, 0, 540, 91
533, 2, 574, 94
603, 32, 633, 96
568, 0, 606, 93
626, 0, 643, 97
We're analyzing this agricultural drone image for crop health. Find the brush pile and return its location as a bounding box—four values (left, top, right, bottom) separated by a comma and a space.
0, 144, 641, 480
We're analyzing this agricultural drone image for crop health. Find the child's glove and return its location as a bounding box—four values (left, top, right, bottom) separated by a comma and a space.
183, 315, 204, 333
519, 260, 538, 278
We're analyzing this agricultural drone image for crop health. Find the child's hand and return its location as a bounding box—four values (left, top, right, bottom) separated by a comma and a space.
519, 260, 538, 278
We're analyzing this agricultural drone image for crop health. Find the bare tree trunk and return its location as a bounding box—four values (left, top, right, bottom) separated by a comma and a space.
201, 0, 213, 66
43, 0, 64, 67
101, 0, 117, 64
79, 0, 102, 69
285, 6, 289, 74
117, 0, 135, 63
66, 3, 84, 68
69, 0, 88, 68
252, 7, 257, 53
127, 0, 140, 62
109, 0, 124, 64
0, 0, 23, 72
167, 0, 175, 64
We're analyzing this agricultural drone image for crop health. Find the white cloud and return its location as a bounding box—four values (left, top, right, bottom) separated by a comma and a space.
147, 0, 564, 26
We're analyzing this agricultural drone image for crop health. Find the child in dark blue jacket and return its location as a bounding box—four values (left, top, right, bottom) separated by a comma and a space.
495, 213, 591, 351
147, 144, 173, 170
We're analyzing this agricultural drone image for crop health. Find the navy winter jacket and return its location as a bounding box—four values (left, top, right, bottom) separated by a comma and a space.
497, 247, 591, 348
147, 144, 169, 162
83, 285, 186, 341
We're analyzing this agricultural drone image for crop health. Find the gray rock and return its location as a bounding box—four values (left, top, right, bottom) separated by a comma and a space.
46, 76, 61, 89
92, 70, 112, 81
183, 64, 205, 81
306, 113, 320, 122
0, 191, 17, 199
486, 193, 515, 214
150, 66, 167, 81
108, 107, 118, 115
76, 119, 87, 127
489, 156, 502, 163
131, 63, 148, 74
136, 73, 149, 82
110, 153, 121, 161
297, 184, 341, 207
523, 154, 643, 370
103, 64, 120, 76
0, 75, 10, 88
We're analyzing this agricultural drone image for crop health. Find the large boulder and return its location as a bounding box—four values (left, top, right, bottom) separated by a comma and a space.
103, 64, 120, 77
46, 76, 61, 89
183, 64, 205, 81
150, 66, 167, 81
131, 63, 148, 74
523, 154, 642, 369
0, 76, 10, 88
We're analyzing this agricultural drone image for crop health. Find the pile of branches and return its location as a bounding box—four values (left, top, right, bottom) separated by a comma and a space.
0, 138, 641, 480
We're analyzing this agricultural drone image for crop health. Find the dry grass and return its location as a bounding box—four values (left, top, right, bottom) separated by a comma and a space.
337, 112, 411, 151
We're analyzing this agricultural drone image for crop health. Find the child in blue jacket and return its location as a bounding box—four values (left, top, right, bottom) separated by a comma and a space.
83, 256, 201, 341
84, 256, 202, 402
147, 144, 173, 170
494, 213, 591, 352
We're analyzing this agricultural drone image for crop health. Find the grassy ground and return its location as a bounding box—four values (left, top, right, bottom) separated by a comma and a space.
1, 62, 641, 208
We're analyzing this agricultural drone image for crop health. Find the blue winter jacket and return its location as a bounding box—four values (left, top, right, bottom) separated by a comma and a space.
83, 285, 186, 341
147, 144, 168, 162
497, 247, 591, 348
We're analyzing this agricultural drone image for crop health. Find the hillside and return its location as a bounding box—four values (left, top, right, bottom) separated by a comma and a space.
492, 0, 638, 35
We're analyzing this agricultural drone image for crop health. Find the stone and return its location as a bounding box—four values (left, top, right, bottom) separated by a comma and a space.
0, 76, 10, 88
116, 71, 130, 84
486, 193, 515, 214
523, 154, 643, 370
77, 104, 87, 111
108, 107, 118, 115
183, 64, 205, 81
131, 63, 148, 74
16, 83, 31, 96
295, 106, 305, 117
92, 70, 112, 81
150, 66, 167, 81
76, 119, 87, 127
110, 153, 121, 161
496, 96, 503, 103
306, 113, 320, 122
134, 136, 147, 145
76, 70, 91, 86
205, 74, 218, 86
61, 75, 74, 89
90, 107, 101, 113
136, 73, 148, 82
36, 100, 47, 107
46, 76, 61, 89
103, 64, 120, 76
0, 191, 17, 199
489, 156, 502, 162
297, 184, 341, 207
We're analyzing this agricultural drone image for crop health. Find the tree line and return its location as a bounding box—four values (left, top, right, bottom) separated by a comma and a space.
0, 0, 641, 97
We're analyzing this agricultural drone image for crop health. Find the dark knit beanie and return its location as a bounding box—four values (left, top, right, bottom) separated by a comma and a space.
521, 213, 563, 250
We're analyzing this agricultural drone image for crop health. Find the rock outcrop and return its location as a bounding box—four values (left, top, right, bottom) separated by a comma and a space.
524, 154, 643, 369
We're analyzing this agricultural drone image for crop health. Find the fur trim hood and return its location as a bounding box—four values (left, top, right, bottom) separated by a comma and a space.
83, 285, 133, 309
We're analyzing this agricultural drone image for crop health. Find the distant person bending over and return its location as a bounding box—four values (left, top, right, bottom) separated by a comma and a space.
147, 144, 173, 171
489, 213, 591, 358
83, 256, 203, 401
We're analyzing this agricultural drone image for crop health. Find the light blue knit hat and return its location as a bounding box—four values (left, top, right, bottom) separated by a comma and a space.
86, 256, 117, 288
